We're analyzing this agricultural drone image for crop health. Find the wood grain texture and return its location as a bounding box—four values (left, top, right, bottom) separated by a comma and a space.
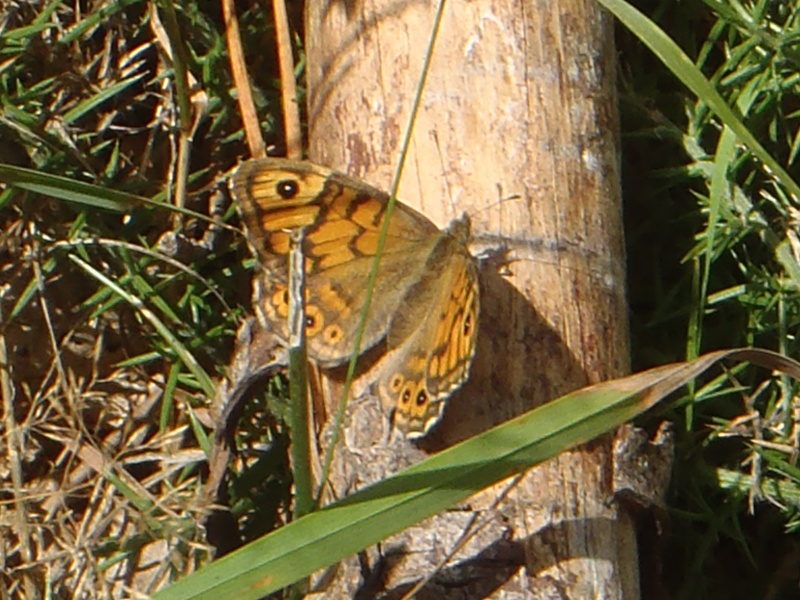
305, 0, 633, 597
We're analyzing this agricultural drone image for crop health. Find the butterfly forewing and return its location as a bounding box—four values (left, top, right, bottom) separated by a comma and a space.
231, 158, 447, 367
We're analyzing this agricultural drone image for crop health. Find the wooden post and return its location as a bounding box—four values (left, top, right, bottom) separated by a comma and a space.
305, 0, 633, 597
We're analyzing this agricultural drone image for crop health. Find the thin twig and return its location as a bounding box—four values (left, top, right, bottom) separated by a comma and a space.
223, 0, 265, 158
272, 0, 302, 158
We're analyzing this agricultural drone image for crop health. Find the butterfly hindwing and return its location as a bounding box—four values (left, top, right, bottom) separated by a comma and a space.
380, 222, 479, 437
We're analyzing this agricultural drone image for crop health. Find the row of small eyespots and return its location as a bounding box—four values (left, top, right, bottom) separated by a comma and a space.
269, 286, 346, 346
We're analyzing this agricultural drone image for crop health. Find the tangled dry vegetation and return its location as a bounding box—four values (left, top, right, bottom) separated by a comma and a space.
0, 2, 283, 596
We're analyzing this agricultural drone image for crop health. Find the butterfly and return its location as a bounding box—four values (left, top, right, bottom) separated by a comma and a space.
229, 158, 479, 438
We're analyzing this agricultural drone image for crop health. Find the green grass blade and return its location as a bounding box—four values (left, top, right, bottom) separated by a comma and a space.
69, 255, 215, 396
0, 163, 223, 224
288, 230, 313, 519
0, 164, 150, 212
595, 0, 800, 202
63, 73, 148, 125
317, 0, 449, 497
155, 348, 800, 599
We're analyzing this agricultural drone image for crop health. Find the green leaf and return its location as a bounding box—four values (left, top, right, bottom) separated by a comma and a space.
154, 348, 800, 599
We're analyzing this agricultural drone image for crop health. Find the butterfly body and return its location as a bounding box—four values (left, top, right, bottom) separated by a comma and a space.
230, 158, 479, 438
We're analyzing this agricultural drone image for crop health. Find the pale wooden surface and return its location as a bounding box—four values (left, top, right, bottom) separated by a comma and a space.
305, 0, 633, 597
